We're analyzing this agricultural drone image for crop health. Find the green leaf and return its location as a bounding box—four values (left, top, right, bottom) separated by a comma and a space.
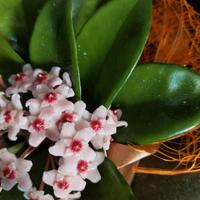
8, 142, 25, 154
72, 0, 103, 35
114, 63, 200, 144
0, 0, 28, 51
22, 0, 48, 35
81, 158, 135, 200
77, 0, 151, 106
66, 0, 82, 99
0, 35, 24, 79
30, 0, 69, 67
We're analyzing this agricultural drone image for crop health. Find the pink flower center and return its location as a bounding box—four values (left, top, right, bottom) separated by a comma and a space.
36, 72, 48, 83
55, 179, 69, 190
44, 92, 57, 103
3, 167, 16, 180
32, 118, 45, 132
15, 72, 25, 82
77, 160, 89, 173
70, 139, 83, 152
61, 112, 74, 123
4, 111, 12, 123
90, 120, 102, 132
112, 110, 118, 116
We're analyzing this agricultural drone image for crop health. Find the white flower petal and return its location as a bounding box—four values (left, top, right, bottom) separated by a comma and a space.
16, 159, 33, 174
26, 99, 41, 115
17, 173, 32, 192
49, 141, 66, 157
28, 133, 45, 147
63, 72, 72, 87
60, 123, 75, 138
92, 152, 105, 167
11, 94, 23, 109
42, 170, 57, 186
50, 66, 61, 76
91, 134, 104, 150
1, 179, 17, 191
85, 169, 101, 183
93, 106, 107, 119
70, 176, 86, 191
58, 157, 77, 176
0, 148, 16, 163
49, 77, 62, 88
79, 147, 96, 162
46, 127, 59, 141
74, 128, 95, 143
54, 188, 70, 199
7, 126, 20, 141
74, 101, 86, 115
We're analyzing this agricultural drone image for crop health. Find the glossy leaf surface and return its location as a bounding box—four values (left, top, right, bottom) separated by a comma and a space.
30, 0, 69, 67
72, 0, 103, 35
77, 0, 151, 106
66, 0, 82, 99
114, 63, 200, 144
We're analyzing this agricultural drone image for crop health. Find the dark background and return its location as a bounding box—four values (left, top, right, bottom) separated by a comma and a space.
187, 0, 200, 12
133, 1, 200, 199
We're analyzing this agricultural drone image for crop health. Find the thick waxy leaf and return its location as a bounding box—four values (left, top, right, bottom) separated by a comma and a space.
30, 0, 69, 67
114, 63, 200, 144
22, 0, 48, 35
0, 0, 28, 51
66, 0, 82, 99
0, 35, 24, 79
81, 158, 135, 200
77, 0, 151, 106
72, 0, 103, 35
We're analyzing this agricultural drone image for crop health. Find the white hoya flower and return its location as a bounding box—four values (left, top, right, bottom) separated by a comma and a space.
81, 106, 117, 152
58, 152, 105, 183
0, 93, 28, 141
27, 107, 59, 147
24, 187, 54, 200
27, 84, 73, 112
49, 123, 95, 159
43, 170, 86, 199
57, 101, 86, 128
0, 148, 32, 192
6, 64, 34, 95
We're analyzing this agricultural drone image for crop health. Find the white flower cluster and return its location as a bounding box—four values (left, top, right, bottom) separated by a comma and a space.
0, 64, 127, 199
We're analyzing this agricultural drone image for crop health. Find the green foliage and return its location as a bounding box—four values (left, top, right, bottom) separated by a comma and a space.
77, 0, 151, 106
0, 35, 24, 79
30, 0, 69, 68
114, 63, 200, 144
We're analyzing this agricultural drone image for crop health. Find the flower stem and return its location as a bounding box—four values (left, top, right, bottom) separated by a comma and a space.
20, 146, 35, 159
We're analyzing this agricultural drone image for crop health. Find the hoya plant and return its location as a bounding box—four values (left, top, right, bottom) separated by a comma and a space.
0, 0, 200, 199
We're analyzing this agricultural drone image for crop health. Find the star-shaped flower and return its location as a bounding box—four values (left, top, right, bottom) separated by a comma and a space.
43, 170, 86, 199
0, 148, 32, 192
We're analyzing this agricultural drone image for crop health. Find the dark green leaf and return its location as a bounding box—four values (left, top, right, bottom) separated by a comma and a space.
77, 0, 151, 107
22, 0, 48, 35
82, 158, 135, 200
0, 0, 28, 53
66, 0, 82, 99
72, 0, 103, 35
30, 0, 69, 68
0, 35, 24, 79
114, 63, 200, 144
